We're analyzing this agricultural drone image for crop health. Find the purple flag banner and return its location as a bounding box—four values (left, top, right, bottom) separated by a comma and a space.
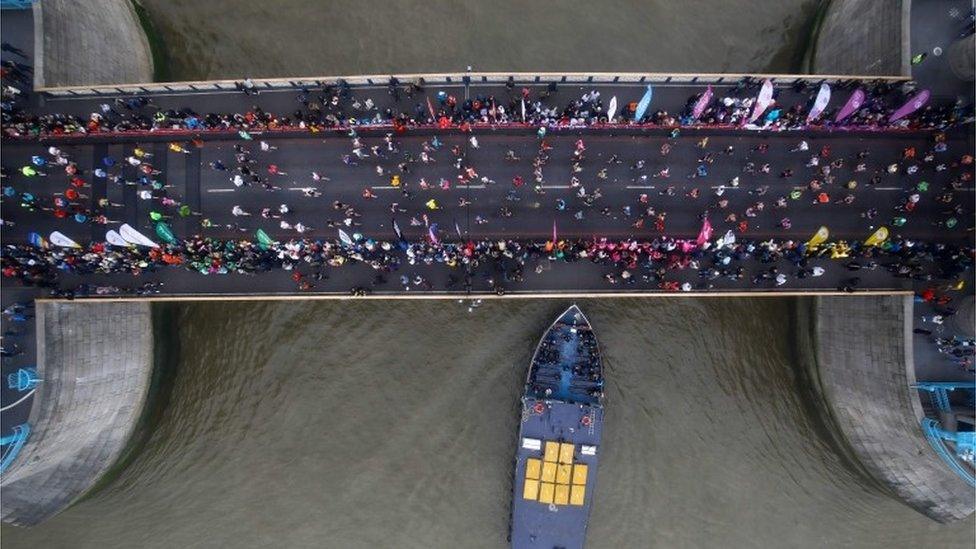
691, 85, 713, 120
748, 79, 774, 124
834, 89, 865, 123
806, 83, 831, 122
889, 90, 930, 123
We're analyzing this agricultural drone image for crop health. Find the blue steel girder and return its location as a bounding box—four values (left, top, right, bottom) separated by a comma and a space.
921, 418, 976, 487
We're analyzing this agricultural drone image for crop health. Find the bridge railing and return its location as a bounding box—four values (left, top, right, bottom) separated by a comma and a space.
36, 71, 910, 98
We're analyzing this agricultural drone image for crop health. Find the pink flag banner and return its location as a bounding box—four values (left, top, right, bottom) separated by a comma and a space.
889, 90, 930, 123
552, 220, 558, 243
748, 79, 774, 124
426, 97, 436, 121
695, 217, 713, 246
834, 89, 865, 123
691, 85, 713, 120
806, 83, 831, 122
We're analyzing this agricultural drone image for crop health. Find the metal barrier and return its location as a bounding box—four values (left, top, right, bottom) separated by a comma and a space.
921, 418, 976, 487
0, 423, 30, 475
36, 71, 911, 98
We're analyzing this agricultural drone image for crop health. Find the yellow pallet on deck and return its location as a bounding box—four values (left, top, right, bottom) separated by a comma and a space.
525, 458, 541, 480
556, 464, 572, 485
572, 463, 588, 485
570, 484, 586, 506
544, 441, 560, 462
539, 482, 555, 504
554, 484, 570, 505
558, 443, 574, 464
541, 461, 557, 483
523, 479, 539, 500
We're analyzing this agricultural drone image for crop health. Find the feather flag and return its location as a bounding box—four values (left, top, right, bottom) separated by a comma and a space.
607, 96, 618, 121
27, 232, 48, 249
120, 223, 159, 248
633, 85, 653, 121
105, 230, 130, 247
520, 98, 526, 122
806, 226, 830, 249
392, 219, 404, 241
806, 83, 831, 123
49, 231, 81, 248
695, 217, 713, 247
154, 222, 177, 245
426, 97, 436, 121
834, 89, 865, 123
338, 228, 354, 247
691, 85, 713, 120
428, 223, 440, 245
454, 220, 463, 239
889, 90, 930, 123
552, 220, 558, 243
864, 226, 889, 247
748, 79, 774, 124
255, 228, 275, 250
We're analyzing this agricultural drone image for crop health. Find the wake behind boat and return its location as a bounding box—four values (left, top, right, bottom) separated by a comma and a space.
510, 305, 604, 549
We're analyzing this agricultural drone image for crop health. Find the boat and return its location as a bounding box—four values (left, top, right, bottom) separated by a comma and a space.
510, 305, 605, 549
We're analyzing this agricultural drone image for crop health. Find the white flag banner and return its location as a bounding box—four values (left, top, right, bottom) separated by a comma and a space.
607, 96, 618, 121
49, 231, 81, 248
119, 223, 159, 248
748, 79, 774, 123
106, 230, 130, 247
806, 83, 831, 122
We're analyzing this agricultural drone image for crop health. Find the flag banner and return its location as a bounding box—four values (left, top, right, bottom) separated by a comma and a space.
119, 223, 159, 248
521, 99, 526, 122
806, 83, 831, 122
428, 223, 439, 245
154, 222, 177, 245
692, 85, 713, 120
834, 89, 865, 123
889, 90, 930, 123
49, 231, 81, 248
255, 228, 275, 249
806, 226, 830, 249
392, 219, 403, 241
552, 220, 558, 243
454, 221, 463, 239
607, 96, 618, 121
426, 97, 436, 121
338, 229, 354, 247
748, 79, 774, 123
864, 226, 889, 247
696, 217, 713, 246
105, 230, 129, 247
27, 232, 47, 249
633, 85, 653, 121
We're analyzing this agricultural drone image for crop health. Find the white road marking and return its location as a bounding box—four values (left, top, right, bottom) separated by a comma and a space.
873, 187, 903, 191
457, 184, 486, 189
540, 185, 573, 189
206, 188, 236, 193
371, 185, 398, 189
625, 185, 656, 189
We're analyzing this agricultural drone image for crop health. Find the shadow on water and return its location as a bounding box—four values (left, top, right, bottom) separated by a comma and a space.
74, 303, 181, 503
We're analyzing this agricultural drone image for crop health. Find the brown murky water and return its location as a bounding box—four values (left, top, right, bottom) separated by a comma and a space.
137, 0, 823, 81
3, 299, 973, 548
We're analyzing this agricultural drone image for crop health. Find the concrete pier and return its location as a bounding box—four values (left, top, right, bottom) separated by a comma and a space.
0, 302, 154, 526
804, 295, 974, 523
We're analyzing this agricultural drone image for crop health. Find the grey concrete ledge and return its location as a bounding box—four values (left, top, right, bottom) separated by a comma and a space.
0, 302, 155, 526
813, 0, 907, 77
807, 295, 974, 523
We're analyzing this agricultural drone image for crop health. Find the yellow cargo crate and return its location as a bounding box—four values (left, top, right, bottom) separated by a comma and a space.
539, 482, 555, 504
525, 458, 541, 480
554, 484, 570, 505
556, 464, 572, 485
541, 461, 557, 483
570, 484, 586, 506
558, 443, 574, 464
572, 463, 588, 485
523, 479, 539, 501
544, 441, 560, 462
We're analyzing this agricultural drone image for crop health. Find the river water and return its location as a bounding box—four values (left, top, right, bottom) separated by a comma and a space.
138, 0, 824, 81
4, 298, 973, 548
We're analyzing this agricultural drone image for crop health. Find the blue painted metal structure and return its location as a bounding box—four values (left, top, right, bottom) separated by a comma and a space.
0, 423, 30, 475
0, 0, 34, 9
913, 382, 976, 412
921, 418, 975, 487
7, 367, 39, 392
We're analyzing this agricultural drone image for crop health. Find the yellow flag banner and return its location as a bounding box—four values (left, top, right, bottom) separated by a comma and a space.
864, 226, 889, 246
806, 226, 829, 249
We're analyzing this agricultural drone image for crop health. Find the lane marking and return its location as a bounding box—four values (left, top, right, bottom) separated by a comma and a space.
874, 187, 903, 191
626, 185, 656, 189
540, 185, 573, 189
206, 188, 236, 193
